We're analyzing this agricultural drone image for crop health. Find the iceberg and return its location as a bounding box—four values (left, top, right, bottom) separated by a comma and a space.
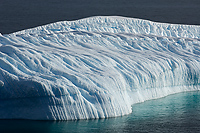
0, 16, 200, 120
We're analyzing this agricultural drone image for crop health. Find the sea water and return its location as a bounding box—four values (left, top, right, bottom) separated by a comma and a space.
1, 91, 200, 133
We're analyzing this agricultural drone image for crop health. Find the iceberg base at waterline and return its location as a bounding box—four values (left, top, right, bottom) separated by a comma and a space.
0, 16, 200, 120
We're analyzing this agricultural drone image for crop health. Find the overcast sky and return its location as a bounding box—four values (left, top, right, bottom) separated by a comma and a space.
1, 0, 200, 34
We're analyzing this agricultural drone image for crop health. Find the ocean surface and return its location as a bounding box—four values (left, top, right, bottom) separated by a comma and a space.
0, 91, 200, 133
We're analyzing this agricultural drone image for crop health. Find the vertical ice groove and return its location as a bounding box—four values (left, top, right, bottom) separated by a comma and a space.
0, 16, 200, 120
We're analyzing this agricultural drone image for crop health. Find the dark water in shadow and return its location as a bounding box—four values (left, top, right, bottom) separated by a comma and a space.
1, 91, 200, 133
1, 0, 200, 34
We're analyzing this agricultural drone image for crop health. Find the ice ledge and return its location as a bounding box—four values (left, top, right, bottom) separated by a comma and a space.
0, 85, 199, 120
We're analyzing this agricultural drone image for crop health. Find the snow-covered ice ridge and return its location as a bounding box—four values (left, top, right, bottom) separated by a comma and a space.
0, 16, 200, 120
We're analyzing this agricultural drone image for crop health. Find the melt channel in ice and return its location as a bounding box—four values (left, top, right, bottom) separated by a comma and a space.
0, 16, 200, 120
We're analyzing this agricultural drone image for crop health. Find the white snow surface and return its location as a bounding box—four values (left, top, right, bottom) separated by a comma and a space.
0, 16, 200, 120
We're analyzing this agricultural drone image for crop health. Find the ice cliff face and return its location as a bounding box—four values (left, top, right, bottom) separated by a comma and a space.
0, 16, 200, 120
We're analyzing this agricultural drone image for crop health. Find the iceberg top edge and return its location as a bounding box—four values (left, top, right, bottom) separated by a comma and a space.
6, 16, 200, 39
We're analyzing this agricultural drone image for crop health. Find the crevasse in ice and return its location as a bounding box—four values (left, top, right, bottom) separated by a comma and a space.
0, 16, 200, 120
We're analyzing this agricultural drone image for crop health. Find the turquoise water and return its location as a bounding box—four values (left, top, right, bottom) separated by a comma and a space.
1, 91, 200, 133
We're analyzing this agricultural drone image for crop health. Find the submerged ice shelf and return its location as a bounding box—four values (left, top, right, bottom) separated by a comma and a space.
0, 16, 200, 120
